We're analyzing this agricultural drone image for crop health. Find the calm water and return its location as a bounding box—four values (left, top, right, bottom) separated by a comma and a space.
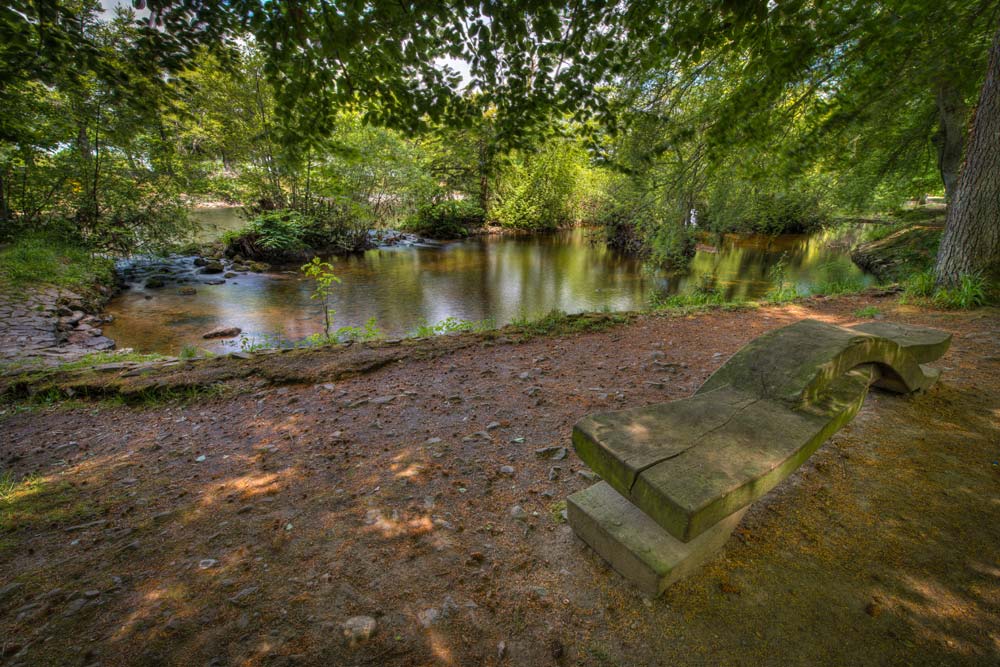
105, 209, 871, 354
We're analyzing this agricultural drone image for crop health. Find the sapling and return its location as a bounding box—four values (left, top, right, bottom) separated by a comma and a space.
301, 257, 342, 340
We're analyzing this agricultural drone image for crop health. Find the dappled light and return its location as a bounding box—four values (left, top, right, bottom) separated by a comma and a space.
2, 0, 998, 664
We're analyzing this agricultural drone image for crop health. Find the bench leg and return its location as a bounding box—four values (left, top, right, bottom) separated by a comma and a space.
568, 482, 747, 597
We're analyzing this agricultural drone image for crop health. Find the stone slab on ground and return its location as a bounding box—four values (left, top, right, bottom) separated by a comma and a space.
697, 318, 940, 404
850, 321, 952, 364
573, 320, 951, 543
568, 481, 747, 597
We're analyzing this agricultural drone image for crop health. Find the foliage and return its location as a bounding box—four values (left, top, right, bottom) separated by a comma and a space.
0, 8, 197, 252
932, 274, 989, 309
404, 200, 485, 239
410, 317, 495, 337
903, 269, 938, 298
854, 306, 881, 318
301, 257, 342, 338
491, 139, 594, 230
0, 232, 115, 292
224, 211, 307, 259
765, 254, 800, 303
649, 289, 730, 310
902, 269, 989, 309
811, 260, 867, 296
507, 310, 629, 338
224, 207, 372, 261
705, 187, 830, 235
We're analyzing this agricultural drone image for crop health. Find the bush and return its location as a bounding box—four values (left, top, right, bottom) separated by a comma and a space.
223, 205, 373, 261
765, 253, 800, 302
404, 200, 485, 239
645, 222, 696, 269
223, 210, 307, 261
491, 140, 588, 231
705, 188, 830, 235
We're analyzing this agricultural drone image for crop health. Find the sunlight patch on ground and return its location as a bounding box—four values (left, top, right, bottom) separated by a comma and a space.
363, 510, 435, 539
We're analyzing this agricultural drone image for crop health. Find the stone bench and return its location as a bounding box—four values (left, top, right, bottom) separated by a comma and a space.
567, 319, 951, 596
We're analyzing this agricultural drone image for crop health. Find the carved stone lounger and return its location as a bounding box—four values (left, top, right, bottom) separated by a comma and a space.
567, 319, 951, 596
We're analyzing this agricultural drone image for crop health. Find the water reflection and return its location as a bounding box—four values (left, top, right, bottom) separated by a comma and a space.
105, 226, 870, 354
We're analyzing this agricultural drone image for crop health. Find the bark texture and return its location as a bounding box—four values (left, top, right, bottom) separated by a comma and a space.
933, 80, 966, 203
935, 25, 1000, 286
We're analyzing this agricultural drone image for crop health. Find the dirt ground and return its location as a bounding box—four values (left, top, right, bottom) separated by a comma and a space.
1, 295, 998, 666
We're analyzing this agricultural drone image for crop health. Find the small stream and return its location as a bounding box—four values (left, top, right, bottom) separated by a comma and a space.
104, 209, 872, 354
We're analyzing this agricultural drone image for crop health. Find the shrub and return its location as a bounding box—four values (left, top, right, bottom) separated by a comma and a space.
404, 200, 485, 239
491, 140, 588, 230
705, 185, 830, 235
223, 210, 308, 260
765, 253, 800, 302
224, 205, 373, 262
933, 274, 988, 309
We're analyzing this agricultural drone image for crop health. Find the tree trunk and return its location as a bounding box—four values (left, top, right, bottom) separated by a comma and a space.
932, 80, 966, 203
935, 25, 1000, 286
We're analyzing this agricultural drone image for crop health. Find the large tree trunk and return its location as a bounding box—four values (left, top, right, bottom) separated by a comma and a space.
932, 80, 966, 203
934, 25, 1000, 286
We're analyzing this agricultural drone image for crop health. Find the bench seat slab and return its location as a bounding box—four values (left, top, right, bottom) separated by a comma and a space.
568, 481, 748, 597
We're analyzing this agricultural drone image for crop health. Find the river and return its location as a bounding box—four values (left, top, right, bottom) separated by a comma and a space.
104, 208, 872, 354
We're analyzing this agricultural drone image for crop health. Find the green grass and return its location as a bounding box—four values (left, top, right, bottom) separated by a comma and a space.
0, 233, 114, 292
409, 316, 495, 337
507, 310, 629, 338
854, 306, 881, 318
55, 350, 167, 372
901, 270, 990, 310
932, 274, 989, 309
650, 289, 733, 309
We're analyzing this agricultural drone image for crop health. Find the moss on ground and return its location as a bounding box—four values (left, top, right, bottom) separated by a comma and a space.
0, 473, 98, 537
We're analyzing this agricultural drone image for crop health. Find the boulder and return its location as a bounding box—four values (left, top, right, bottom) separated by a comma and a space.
202, 327, 242, 339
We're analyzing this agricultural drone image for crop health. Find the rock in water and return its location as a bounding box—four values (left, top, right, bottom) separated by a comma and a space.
342, 616, 377, 648
203, 327, 242, 339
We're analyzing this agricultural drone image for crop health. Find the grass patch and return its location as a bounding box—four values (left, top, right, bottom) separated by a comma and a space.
0, 233, 115, 293
55, 350, 167, 372
0, 471, 97, 535
901, 270, 991, 310
650, 289, 733, 310
507, 310, 630, 339
409, 316, 496, 337
549, 500, 567, 524
854, 306, 881, 318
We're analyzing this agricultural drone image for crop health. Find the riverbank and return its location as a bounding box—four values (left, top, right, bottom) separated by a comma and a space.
0, 235, 120, 364
1, 297, 997, 666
